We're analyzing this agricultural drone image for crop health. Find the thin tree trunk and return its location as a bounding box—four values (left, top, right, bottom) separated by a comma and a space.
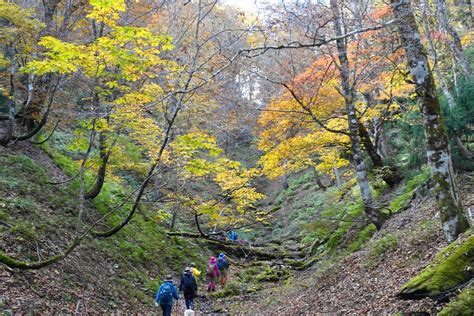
358, 121, 384, 168
435, 0, 472, 77
312, 167, 327, 190
0, 44, 15, 146
84, 132, 110, 200
42, 0, 61, 35
421, 6, 457, 109
330, 0, 385, 229
282, 174, 289, 190
422, 17, 473, 161
170, 208, 178, 230
455, 136, 473, 160
358, 117, 401, 187
333, 167, 342, 188
376, 123, 390, 159
390, 0, 470, 242
14, 79, 58, 142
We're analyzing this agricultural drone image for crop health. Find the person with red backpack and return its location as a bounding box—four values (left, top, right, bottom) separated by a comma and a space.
155, 275, 179, 316
217, 253, 230, 287
179, 267, 198, 310
206, 257, 219, 292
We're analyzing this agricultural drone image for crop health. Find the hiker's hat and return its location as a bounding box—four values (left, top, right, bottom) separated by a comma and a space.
165, 274, 173, 280
184, 267, 191, 272
210, 256, 217, 263
218, 252, 225, 259
190, 262, 196, 267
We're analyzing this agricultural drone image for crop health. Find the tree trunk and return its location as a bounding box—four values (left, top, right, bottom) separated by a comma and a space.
330, 0, 385, 229
435, 0, 472, 77
312, 167, 327, 190
282, 174, 289, 190
421, 6, 457, 109
0, 44, 15, 147
358, 121, 402, 187
375, 123, 390, 159
421, 4, 473, 162
170, 208, 178, 230
42, 0, 61, 35
455, 136, 473, 161
333, 167, 342, 188
84, 133, 110, 200
358, 121, 384, 168
390, 0, 470, 242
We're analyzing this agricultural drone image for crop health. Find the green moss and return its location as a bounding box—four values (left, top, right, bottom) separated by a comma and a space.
438, 284, 474, 316
209, 281, 241, 298
255, 265, 290, 282
388, 169, 430, 213
399, 231, 474, 297
348, 224, 377, 252
371, 234, 398, 257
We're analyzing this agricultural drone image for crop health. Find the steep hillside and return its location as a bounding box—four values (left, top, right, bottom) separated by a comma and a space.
1, 142, 473, 314
0, 143, 211, 313
205, 172, 473, 314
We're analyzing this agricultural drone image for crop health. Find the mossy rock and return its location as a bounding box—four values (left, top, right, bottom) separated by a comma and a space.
398, 230, 474, 299
209, 281, 241, 298
438, 283, 474, 316
255, 265, 290, 282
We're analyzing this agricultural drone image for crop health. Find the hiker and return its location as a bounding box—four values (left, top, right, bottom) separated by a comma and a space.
206, 256, 219, 292
190, 262, 201, 282
217, 253, 230, 287
155, 275, 179, 316
179, 267, 198, 310
228, 230, 237, 242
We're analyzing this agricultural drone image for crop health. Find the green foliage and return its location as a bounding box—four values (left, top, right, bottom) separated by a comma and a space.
386, 112, 426, 173
370, 234, 398, 258
438, 283, 474, 316
348, 224, 377, 252
209, 281, 242, 298
388, 168, 430, 213
231, 263, 290, 297
441, 76, 474, 138
255, 265, 290, 282
0, 146, 208, 306
399, 231, 474, 296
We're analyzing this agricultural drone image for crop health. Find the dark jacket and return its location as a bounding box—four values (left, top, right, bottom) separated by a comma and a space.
155, 280, 179, 306
179, 271, 198, 296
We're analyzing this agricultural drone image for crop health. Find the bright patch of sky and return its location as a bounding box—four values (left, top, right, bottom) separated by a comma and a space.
222, 0, 280, 14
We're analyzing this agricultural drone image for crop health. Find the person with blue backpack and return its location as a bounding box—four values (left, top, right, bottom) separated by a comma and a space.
155, 275, 179, 316
217, 253, 230, 287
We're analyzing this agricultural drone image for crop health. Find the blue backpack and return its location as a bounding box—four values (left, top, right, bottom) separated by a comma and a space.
217, 258, 229, 270
158, 283, 173, 304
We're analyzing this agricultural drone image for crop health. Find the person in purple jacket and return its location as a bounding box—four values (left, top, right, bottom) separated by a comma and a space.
206, 256, 219, 292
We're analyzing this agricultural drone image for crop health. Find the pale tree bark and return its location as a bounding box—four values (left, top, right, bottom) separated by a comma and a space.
333, 167, 342, 188
422, 0, 473, 161
390, 0, 470, 242
330, 0, 385, 229
421, 9, 456, 109
435, 0, 472, 78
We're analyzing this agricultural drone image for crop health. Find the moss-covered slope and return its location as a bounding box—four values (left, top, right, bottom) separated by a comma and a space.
398, 230, 473, 299
439, 283, 474, 316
